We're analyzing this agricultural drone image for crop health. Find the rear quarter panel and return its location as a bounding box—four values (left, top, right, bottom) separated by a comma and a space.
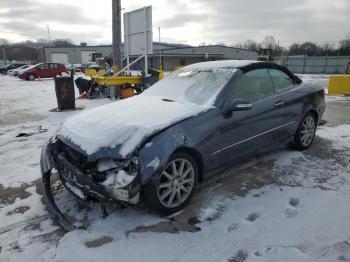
283, 82, 325, 137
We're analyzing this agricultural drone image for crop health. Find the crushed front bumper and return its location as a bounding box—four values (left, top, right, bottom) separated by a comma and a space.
40, 140, 141, 230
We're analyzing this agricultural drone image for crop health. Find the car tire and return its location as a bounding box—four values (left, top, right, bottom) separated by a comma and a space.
27, 74, 35, 81
293, 112, 317, 150
142, 152, 198, 215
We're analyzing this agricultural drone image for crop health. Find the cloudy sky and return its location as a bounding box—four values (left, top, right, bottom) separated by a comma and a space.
0, 0, 349, 47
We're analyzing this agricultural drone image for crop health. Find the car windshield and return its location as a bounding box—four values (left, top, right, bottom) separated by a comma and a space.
143, 68, 236, 106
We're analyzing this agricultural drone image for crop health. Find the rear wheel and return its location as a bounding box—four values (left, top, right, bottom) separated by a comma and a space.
143, 152, 198, 215
27, 74, 35, 81
293, 112, 317, 150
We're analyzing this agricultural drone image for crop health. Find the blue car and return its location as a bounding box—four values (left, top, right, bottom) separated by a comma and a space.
41, 60, 326, 229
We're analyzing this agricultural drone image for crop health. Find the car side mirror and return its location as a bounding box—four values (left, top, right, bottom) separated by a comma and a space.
223, 99, 252, 115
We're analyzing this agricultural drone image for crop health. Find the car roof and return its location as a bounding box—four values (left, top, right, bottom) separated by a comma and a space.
183, 59, 302, 84
183, 60, 261, 70
35, 62, 64, 66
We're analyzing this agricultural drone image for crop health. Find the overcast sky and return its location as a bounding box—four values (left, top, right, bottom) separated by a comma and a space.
0, 0, 349, 47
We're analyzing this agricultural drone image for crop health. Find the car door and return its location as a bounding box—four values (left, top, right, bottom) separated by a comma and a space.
48, 63, 57, 77
38, 63, 50, 78
204, 68, 288, 174
268, 68, 304, 138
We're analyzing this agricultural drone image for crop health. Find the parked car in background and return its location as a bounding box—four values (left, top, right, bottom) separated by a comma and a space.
19, 63, 68, 80
73, 64, 83, 72
66, 64, 83, 73
0, 63, 28, 75
65, 63, 75, 71
41, 60, 326, 229
8, 65, 31, 76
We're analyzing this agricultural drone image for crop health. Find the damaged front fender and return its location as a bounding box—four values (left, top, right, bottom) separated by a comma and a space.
138, 125, 189, 184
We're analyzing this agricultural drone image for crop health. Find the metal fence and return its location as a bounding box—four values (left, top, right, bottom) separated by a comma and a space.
274, 56, 350, 74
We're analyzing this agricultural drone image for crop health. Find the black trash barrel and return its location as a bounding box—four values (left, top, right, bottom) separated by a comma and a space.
54, 76, 76, 111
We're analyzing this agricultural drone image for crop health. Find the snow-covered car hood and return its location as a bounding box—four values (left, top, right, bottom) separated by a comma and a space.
58, 95, 206, 159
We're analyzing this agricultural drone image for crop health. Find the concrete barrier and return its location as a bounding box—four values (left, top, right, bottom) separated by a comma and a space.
328, 75, 350, 96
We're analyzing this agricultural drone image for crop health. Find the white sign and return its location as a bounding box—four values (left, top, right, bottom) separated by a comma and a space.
124, 6, 153, 56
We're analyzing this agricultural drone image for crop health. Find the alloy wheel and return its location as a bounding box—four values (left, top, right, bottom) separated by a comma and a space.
28, 74, 35, 81
300, 115, 316, 147
157, 158, 195, 208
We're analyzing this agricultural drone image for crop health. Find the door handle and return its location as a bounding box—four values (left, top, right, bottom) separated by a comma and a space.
274, 101, 285, 107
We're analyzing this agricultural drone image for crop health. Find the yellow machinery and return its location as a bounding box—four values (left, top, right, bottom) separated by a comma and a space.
93, 68, 163, 85
84, 68, 106, 77
94, 75, 143, 86
328, 75, 350, 96
91, 68, 164, 99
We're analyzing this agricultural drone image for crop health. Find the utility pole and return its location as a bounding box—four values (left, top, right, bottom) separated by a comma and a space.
2, 45, 6, 65
112, 0, 122, 70
47, 24, 51, 47
159, 27, 162, 70
111, 0, 122, 99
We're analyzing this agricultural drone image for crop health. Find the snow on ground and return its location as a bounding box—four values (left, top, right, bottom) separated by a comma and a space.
0, 74, 350, 262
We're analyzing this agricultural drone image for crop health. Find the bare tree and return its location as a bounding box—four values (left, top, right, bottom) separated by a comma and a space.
52, 39, 75, 47
0, 38, 10, 45
243, 39, 259, 51
261, 36, 277, 49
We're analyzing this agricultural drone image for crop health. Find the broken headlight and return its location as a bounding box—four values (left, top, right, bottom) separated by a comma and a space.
96, 157, 139, 173
94, 157, 139, 185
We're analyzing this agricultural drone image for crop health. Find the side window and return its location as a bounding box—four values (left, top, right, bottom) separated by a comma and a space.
226, 69, 274, 104
269, 69, 295, 92
39, 63, 48, 69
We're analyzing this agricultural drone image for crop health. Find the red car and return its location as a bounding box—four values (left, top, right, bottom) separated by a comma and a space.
19, 63, 68, 80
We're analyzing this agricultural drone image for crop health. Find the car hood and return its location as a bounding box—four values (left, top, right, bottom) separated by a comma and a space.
58, 95, 206, 160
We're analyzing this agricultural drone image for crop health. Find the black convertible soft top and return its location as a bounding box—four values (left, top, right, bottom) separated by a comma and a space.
239, 62, 302, 85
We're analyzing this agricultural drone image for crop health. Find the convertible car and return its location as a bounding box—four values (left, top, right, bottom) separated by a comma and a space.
41, 60, 325, 229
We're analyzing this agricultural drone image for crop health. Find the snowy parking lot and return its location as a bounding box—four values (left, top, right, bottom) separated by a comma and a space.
1, 74, 350, 262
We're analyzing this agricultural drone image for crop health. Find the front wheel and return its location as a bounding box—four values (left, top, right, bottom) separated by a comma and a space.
27, 74, 35, 81
293, 112, 317, 150
143, 152, 198, 215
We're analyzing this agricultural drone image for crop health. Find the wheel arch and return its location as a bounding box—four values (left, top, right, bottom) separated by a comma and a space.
173, 147, 204, 183
305, 109, 319, 125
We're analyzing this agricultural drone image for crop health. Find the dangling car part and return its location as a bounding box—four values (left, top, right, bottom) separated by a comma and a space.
41, 60, 325, 229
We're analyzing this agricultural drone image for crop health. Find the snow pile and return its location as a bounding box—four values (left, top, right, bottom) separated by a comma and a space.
59, 95, 205, 157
